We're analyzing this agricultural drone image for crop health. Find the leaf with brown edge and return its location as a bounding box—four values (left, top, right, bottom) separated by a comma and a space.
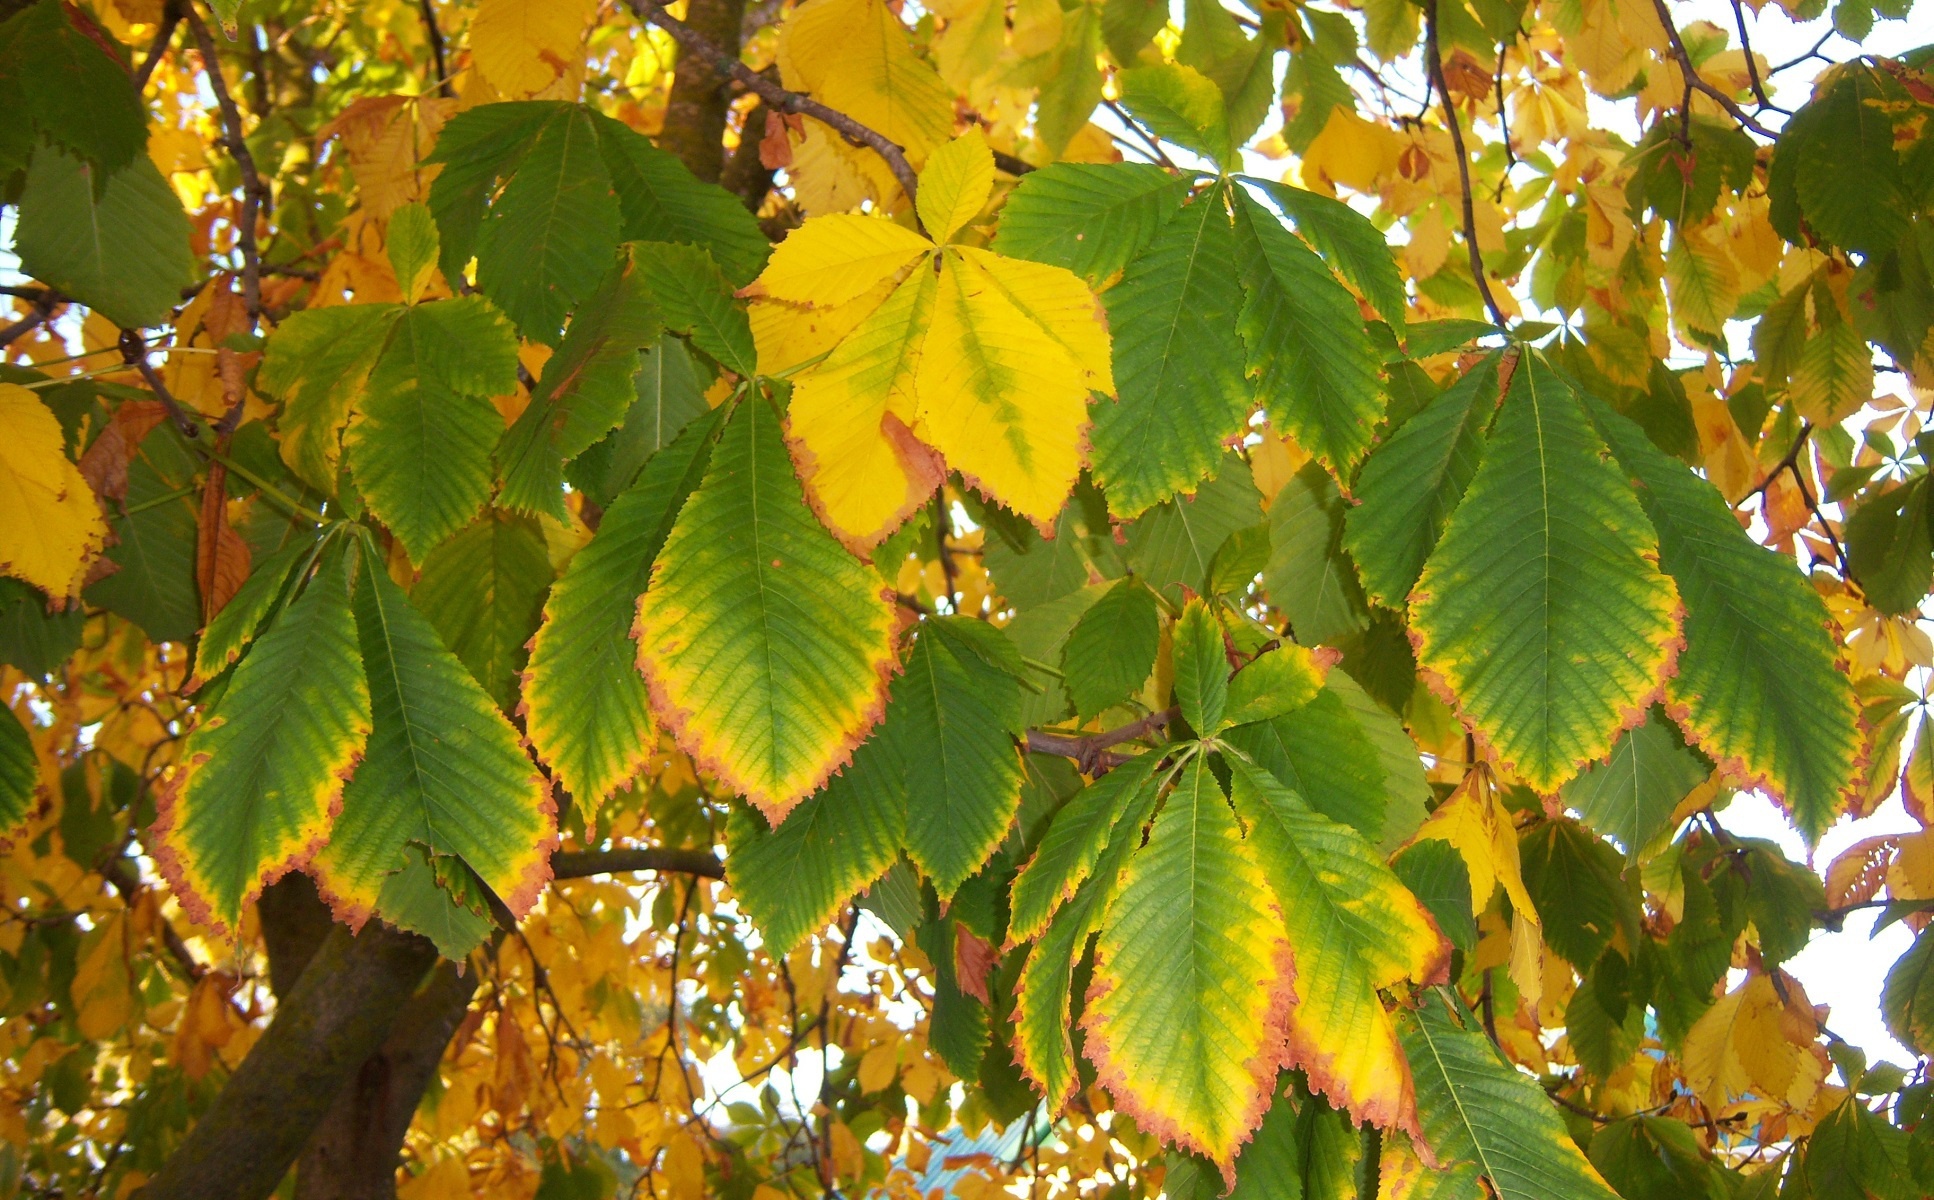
1081, 756, 1294, 1183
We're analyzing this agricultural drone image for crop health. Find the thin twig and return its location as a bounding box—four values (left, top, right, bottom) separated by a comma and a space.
1647, 0, 1777, 138
1728, 0, 1779, 113
133, 5, 182, 92
625, 0, 921, 206
1103, 97, 1179, 170
1493, 40, 1518, 196
416, 0, 452, 98
1743, 421, 1814, 503
1423, 0, 1509, 329
934, 492, 958, 612
1772, 30, 1833, 75
0, 289, 61, 350
119, 329, 202, 440
183, 1, 271, 323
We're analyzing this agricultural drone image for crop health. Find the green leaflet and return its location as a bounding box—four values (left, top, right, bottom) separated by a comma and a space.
524, 407, 722, 812
1883, 927, 1934, 1057
0, 577, 83, 677
1567, 953, 1645, 1083
1588, 1117, 1722, 1200
1006, 581, 1110, 728
1411, 356, 1681, 792
13, 147, 195, 330
726, 727, 905, 957
892, 617, 1026, 899
1224, 645, 1329, 729
1083, 757, 1292, 1176
1344, 357, 1495, 609
630, 241, 758, 380
634, 397, 897, 821
1116, 63, 1231, 164
1328, 669, 1432, 849
1123, 454, 1264, 599
1062, 579, 1160, 720
1392, 840, 1477, 956
86, 427, 201, 644
1846, 476, 1934, 614
1226, 1076, 1373, 1200
1228, 760, 1446, 1134
413, 511, 553, 713
473, 106, 621, 345
1768, 64, 1915, 259
986, 481, 1122, 611
1585, 393, 1861, 841
991, 162, 1189, 285
373, 846, 496, 960
150, 546, 372, 935
590, 112, 770, 286
1400, 991, 1622, 1200
918, 915, 992, 1080
568, 335, 710, 508
311, 538, 555, 927
1223, 681, 1389, 841
1008, 751, 1162, 949
345, 297, 523, 563
1090, 186, 1252, 519
190, 539, 315, 689
0, 706, 34, 841
1561, 712, 1710, 860
496, 251, 664, 520
0, 1, 148, 175
257, 304, 401, 494
1803, 1096, 1916, 1200
1232, 188, 1384, 475
1518, 819, 1637, 970
425, 100, 558, 287
1264, 462, 1369, 646
1173, 598, 1229, 735
1246, 179, 1407, 330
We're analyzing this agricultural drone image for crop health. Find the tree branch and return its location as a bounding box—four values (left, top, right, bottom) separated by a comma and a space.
551, 846, 725, 880
0, 288, 61, 351
1025, 709, 1175, 774
133, 3, 182, 93
1423, 0, 1509, 329
624, 0, 921, 205
183, 0, 271, 324
417, 0, 452, 99
1647, 0, 1777, 138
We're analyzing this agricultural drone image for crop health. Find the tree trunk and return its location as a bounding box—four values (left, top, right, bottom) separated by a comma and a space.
657, 0, 748, 183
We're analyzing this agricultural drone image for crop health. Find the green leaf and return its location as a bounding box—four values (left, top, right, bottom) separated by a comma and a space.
346, 297, 523, 562
413, 512, 553, 713
86, 427, 201, 645
1223, 681, 1389, 842
1264, 462, 1369, 646
1224, 645, 1330, 734
1122, 455, 1263, 598
426, 100, 561, 287
1247, 178, 1407, 330
1232, 189, 1384, 475
1567, 952, 1646, 1083
1117, 63, 1230, 164
1399, 991, 1623, 1200
1228, 760, 1447, 1133
1062, 580, 1161, 720
567, 335, 710, 508
1768, 64, 1913, 258
14, 148, 195, 329
630, 241, 758, 380
892, 617, 1025, 899
1411, 356, 1681, 791
992, 163, 1189, 286
497, 251, 664, 519
473, 106, 622, 344
1588, 1116, 1718, 1200
1561, 712, 1708, 859
150, 546, 373, 934
257, 304, 402, 494
918, 915, 991, 1079
1006, 581, 1110, 727
386, 202, 440, 302
1344, 357, 1495, 609
1585, 394, 1861, 841
1174, 598, 1228, 734
1392, 839, 1477, 956
1846, 478, 1933, 616
1091, 187, 1252, 519
590, 113, 770, 285
1083, 758, 1293, 1175
1008, 752, 1162, 948
312, 537, 555, 927
986, 481, 1122, 612
1518, 820, 1636, 970
525, 407, 722, 813
727, 729, 905, 957
0, 577, 83, 677
191, 539, 314, 689
1100, 0, 1167, 63
372, 846, 495, 960
0, 1, 146, 175
1882, 927, 1934, 1057
1803, 1096, 1915, 1200
1732, 840, 1824, 967
0, 707, 34, 842
635, 397, 897, 820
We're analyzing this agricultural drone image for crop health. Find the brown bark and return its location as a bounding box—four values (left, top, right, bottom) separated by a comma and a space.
656, 0, 747, 182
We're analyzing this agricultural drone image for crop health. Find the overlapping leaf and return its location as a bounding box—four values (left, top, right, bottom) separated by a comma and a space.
1008, 751, 1162, 948
0, 384, 108, 599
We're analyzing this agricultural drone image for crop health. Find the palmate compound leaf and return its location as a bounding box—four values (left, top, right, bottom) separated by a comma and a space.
1226, 758, 1449, 1137
1231, 187, 1385, 477
634, 397, 897, 821
1015, 754, 1165, 1111
1582, 393, 1862, 843
150, 543, 373, 935
1082, 756, 1295, 1181
991, 161, 1190, 286
344, 297, 523, 563
1399, 990, 1622, 1200
310, 536, 556, 929
1007, 751, 1163, 949
0, 383, 108, 599
1410, 354, 1682, 792
1089, 182, 1252, 520
891, 617, 1027, 899
523, 407, 722, 813
726, 727, 905, 958
745, 141, 1111, 547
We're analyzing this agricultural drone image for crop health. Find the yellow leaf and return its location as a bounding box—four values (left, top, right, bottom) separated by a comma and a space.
918, 128, 996, 244
0, 383, 107, 599
1405, 765, 1537, 919
778, 0, 956, 164
659, 1132, 706, 1200
469, 0, 599, 100
750, 276, 899, 376
858, 1042, 900, 1093
786, 118, 906, 215
1666, 222, 1741, 336
829, 1121, 866, 1182
1684, 972, 1820, 1109
955, 246, 1113, 392
752, 214, 935, 309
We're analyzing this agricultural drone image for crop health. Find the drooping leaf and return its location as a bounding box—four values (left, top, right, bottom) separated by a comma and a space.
1411, 356, 1681, 791
86, 426, 201, 643
413, 511, 553, 712
1083, 758, 1293, 1179
1518, 819, 1637, 970
0, 706, 36, 842
1882, 926, 1934, 1057
372, 846, 496, 960
524, 407, 722, 812
0, 577, 83, 677
634, 397, 897, 821
150, 546, 372, 934
992, 162, 1189, 285
312, 538, 555, 927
